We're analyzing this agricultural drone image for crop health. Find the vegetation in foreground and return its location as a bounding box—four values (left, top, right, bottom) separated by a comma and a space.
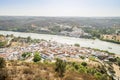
0, 57, 113, 80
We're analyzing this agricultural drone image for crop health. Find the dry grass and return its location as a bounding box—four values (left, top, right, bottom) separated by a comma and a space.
3, 61, 98, 80
63, 71, 96, 80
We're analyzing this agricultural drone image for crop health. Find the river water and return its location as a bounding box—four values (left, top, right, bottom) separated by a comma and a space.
0, 31, 120, 54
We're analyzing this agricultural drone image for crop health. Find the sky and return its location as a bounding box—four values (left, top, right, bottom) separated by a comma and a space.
0, 0, 120, 17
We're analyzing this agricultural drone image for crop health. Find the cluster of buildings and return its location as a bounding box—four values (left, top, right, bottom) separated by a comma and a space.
0, 39, 119, 80
0, 40, 114, 62
31, 23, 92, 38
60, 27, 91, 38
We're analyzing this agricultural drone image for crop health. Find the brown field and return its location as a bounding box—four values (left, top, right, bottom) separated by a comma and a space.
0, 60, 98, 80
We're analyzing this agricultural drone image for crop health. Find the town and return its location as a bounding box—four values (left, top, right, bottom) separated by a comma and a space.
0, 0, 120, 79
0, 34, 120, 80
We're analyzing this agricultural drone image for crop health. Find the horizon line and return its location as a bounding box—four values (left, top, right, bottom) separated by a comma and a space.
0, 15, 120, 18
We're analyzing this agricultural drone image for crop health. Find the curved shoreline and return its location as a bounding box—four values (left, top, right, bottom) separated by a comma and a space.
0, 30, 120, 54
100, 39, 120, 44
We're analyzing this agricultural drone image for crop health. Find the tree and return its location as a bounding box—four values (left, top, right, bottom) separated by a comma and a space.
116, 57, 120, 66
10, 34, 14, 37
0, 41, 7, 48
0, 68, 8, 80
55, 58, 66, 78
74, 43, 80, 47
0, 57, 8, 80
81, 62, 87, 67
27, 36, 31, 43
22, 52, 31, 59
0, 57, 5, 68
33, 52, 41, 62
22, 53, 27, 58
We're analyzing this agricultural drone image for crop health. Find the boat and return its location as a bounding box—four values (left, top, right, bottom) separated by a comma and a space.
108, 47, 112, 49
92, 42, 94, 44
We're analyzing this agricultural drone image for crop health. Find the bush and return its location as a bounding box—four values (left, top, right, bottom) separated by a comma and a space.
55, 58, 66, 78
22, 53, 27, 58
108, 58, 116, 62
87, 68, 97, 75
0, 68, 8, 80
94, 72, 108, 80
0, 41, 7, 48
78, 67, 86, 73
33, 52, 41, 62
74, 64, 79, 70
27, 36, 31, 43
89, 56, 97, 61
74, 43, 80, 47
94, 72, 102, 79
0, 57, 5, 68
116, 57, 120, 66
80, 56, 85, 59
81, 62, 87, 67
23, 68, 33, 74
22, 52, 31, 59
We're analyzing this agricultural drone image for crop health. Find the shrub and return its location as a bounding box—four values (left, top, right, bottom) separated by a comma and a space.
23, 68, 33, 74
78, 67, 86, 73
0, 58, 8, 80
109, 58, 116, 62
33, 52, 41, 62
81, 62, 87, 67
22, 52, 31, 59
116, 57, 120, 66
55, 58, 66, 78
0, 68, 8, 80
87, 68, 97, 75
22, 53, 27, 58
0, 41, 7, 48
0, 57, 5, 68
74, 64, 79, 70
94, 72, 108, 80
74, 43, 80, 47
27, 36, 31, 43
80, 56, 85, 59
89, 56, 97, 62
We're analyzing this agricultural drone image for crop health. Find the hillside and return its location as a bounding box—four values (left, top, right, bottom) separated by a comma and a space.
0, 16, 120, 32
0, 59, 112, 80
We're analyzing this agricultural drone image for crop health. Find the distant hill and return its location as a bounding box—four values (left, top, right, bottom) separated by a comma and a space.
0, 16, 120, 34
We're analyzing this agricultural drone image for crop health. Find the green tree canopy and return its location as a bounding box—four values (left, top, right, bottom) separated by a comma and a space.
33, 52, 41, 62
55, 58, 66, 78
0, 57, 5, 68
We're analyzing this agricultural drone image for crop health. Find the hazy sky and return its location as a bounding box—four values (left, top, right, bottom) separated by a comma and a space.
0, 0, 120, 17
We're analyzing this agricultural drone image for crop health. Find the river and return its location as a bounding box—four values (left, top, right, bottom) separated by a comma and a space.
0, 30, 120, 54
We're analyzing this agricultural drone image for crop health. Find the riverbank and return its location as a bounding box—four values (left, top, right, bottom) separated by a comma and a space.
100, 39, 120, 44
0, 34, 119, 79
0, 30, 120, 54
